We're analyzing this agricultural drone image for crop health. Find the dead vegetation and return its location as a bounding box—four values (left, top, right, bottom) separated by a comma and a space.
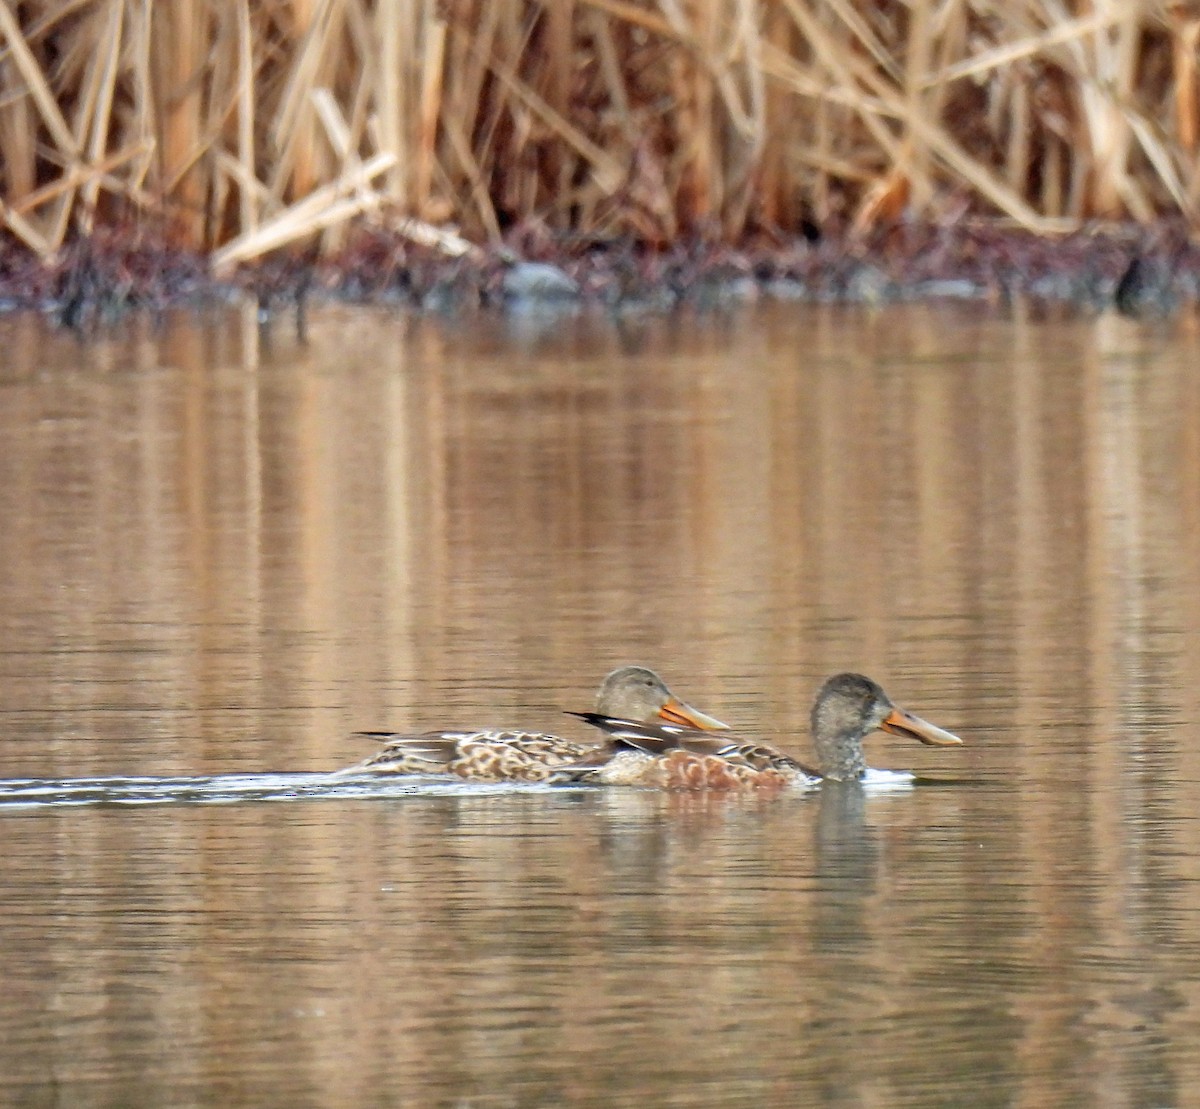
0, 2, 1195, 265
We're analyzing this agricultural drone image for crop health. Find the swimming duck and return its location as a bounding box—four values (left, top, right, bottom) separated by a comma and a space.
344, 665, 727, 781
558, 672, 962, 789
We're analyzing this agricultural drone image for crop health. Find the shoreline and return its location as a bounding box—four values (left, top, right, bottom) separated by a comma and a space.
2, 220, 1193, 328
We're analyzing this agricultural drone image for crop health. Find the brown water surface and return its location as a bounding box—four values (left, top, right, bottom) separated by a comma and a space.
1, 302, 1198, 1106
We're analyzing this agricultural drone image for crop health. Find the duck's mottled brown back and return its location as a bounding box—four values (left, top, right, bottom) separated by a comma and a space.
342, 665, 725, 781
559, 714, 816, 790
562, 672, 962, 789
349, 729, 595, 781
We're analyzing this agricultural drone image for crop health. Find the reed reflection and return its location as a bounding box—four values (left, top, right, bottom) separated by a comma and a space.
1, 304, 1200, 1105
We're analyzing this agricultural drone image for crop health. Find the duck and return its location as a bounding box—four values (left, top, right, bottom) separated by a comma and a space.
343, 665, 728, 781
556, 672, 962, 789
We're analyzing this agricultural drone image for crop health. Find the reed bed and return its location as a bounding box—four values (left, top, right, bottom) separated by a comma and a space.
0, 1, 1192, 264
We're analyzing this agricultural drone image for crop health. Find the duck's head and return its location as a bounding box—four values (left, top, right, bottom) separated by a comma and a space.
812, 672, 962, 781
596, 666, 729, 730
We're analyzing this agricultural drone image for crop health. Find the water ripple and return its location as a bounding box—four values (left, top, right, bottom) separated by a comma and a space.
0, 771, 576, 809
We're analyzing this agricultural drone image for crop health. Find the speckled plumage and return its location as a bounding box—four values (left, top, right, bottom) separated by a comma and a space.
561, 673, 962, 790
343, 665, 727, 781
351, 729, 598, 781
583, 747, 802, 790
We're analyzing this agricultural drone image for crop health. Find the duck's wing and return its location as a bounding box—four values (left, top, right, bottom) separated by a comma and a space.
704, 739, 815, 776
349, 729, 478, 772
564, 713, 816, 776
563, 712, 712, 753
346, 728, 595, 780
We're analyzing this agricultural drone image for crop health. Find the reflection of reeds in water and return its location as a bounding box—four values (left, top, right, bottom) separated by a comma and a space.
0, 3, 1195, 261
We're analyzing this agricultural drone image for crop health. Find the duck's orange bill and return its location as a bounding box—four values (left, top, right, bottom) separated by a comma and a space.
658, 698, 729, 731
881, 707, 963, 746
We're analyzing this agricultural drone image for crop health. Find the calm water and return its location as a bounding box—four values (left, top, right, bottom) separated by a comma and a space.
1, 301, 1199, 1106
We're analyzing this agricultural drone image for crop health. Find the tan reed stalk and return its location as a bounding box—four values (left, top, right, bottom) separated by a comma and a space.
8, 144, 152, 228
77, 0, 125, 232
12, 4, 94, 250
282, 0, 322, 199
758, 0, 796, 226
862, 0, 936, 226
823, 0, 899, 82
267, 0, 325, 203
235, 0, 258, 238
339, 7, 380, 176
585, 7, 636, 144
1174, 11, 1200, 154
449, 0, 501, 149
373, 0, 409, 206
771, 1, 909, 232
125, 0, 156, 182
782, 0, 1054, 230
416, 16, 446, 219
1004, 75, 1031, 202
440, 110, 502, 239
480, 26, 623, 194
927, 7, 1128, 89
775, 1, 907, 183
0, 3, 80, 160
0, 20, 39, 223
660, 0, 717, 228
0, 82, 37, 204
542, 1, 575, 204
807, 5, 833, 226
717, 0, 754, 230
581, 0, 669, 36
923, 0, 969, 200
420, 4, 491, 236
311, 87, 353, 159
436, 1, 502, 232
694, 0, 763, 236
213, 150, 396, 268
1128, 112, 1191, 219
1084, 8, 1141, 218
492, 0, 542, 221
151, 0, 210, 242
0, 3, 73, 252
3, 0, 1200, 257
723, 0, 768, 235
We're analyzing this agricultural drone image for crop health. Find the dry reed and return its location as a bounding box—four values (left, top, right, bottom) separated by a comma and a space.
0, 1, 1191, 263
